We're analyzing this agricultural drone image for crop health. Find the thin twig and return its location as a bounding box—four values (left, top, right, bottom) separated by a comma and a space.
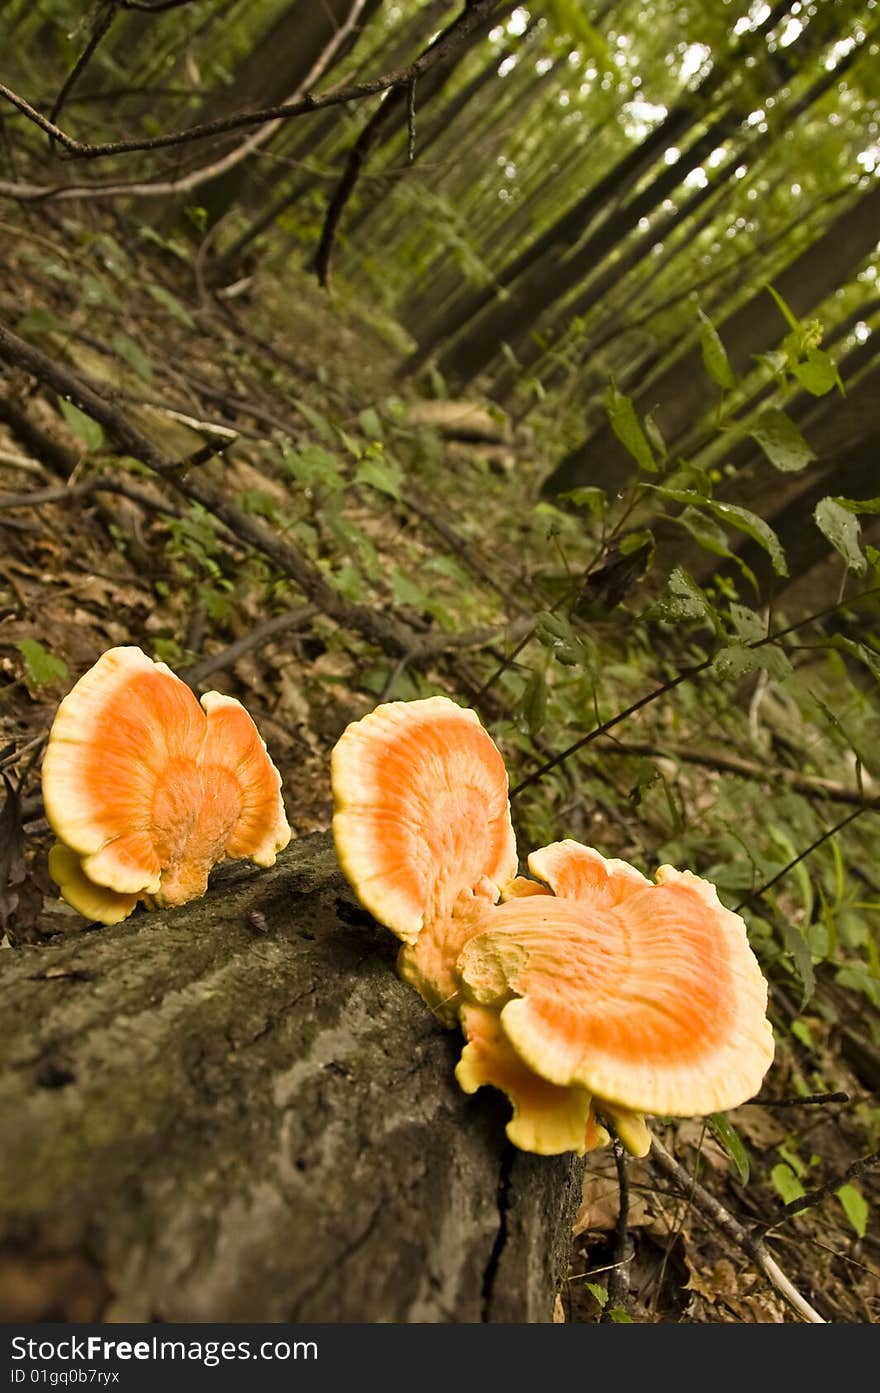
598, 737, 880, 810
650, 1136, 825, 1323
733, 806, 871, 913
599, 1126, 632, 1320
320, 0, 501, 284
179, 606, 319, 687
0, 0, 501, 174
758, 1148, 880, 1237
510, 587, 880, 799
48, 3, 116, 130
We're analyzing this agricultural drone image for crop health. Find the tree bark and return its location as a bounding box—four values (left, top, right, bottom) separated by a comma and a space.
543, 177, 880, 499
0, 834, 582, 1323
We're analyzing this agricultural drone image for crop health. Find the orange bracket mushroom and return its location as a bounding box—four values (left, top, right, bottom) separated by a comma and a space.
43, 646, 291, 924
456, 841, 774, 1157
331, 695, 518, 1023
330, 701, 774, 1161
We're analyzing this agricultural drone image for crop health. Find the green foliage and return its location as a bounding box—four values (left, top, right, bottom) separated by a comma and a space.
749, 408, 815, 474
604, 384, 657, 474
708, 1114, 750, 1184
814, 498, 867, 574
15, 639, 69, 688
836, 1183, 869, 1239
57, 397, 104, 451
698, 308, 736, 390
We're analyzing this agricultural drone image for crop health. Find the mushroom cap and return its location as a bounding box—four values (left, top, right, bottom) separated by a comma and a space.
47, 842, 139, 926
457, 840, 774, 1118
456, 1003, 595, 1156
331, 695, 517, 944
43, 646, 290, 912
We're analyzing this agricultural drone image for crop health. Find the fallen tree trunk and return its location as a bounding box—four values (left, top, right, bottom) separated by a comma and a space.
0, 833, 582, 1323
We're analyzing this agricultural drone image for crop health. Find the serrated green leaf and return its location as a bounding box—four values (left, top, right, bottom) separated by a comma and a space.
729, 603, 766, 642
750, 408, 815, 473
771, 1163, 805, 1206
708, 1114, 750, 1185
814, 497, 867, 574
584, 1281, 608, 1307
16, 638, 69, 688
649, 566, 711, 625
608, 1308, 634, 1323
836, 1184, 869, 1238
605, 383, 656, 473
560, 486, 607, 518
698, 308, 736, 390
57, 396, 104, 451
790, 348, 842, 397
713, 643, 791, 681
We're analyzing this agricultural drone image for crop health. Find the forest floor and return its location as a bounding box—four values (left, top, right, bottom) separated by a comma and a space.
1, 205, 878, 1324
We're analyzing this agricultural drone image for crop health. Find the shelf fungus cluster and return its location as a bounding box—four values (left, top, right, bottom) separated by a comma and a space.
43, 646, 290, 924
332, 695, 775, 1159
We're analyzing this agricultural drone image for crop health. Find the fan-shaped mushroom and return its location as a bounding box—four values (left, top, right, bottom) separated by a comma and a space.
456, 840, 774, 1151
43, 646, 290, 923
331, 695, 517, 1021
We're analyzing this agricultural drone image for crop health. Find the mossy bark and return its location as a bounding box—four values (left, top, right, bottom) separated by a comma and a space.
0, 834, 582, 1323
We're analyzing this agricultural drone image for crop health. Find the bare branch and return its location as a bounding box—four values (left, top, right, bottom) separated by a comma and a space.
49, 3, 117, 129
597, 738, 880, 810
650, 1135, 825, 1323
314, 0, 503, 285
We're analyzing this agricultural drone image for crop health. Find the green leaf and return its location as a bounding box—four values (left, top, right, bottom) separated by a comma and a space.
521, 668, 548, 737
707, 501, 788, 576
145, 283, 196, 327
15, 639, 69, 688
357, 407, 383, 438
831, 635, 880, 683
698, 308, 736, 390
712, 643, 791, 682
534, 612, 593, 667
814, 497, 867, 574
57, 397, 104, 451
354, 457, 402, 500
17, 308, 66, 335
790, 348, 842, 397
771, 1163, 805, 1206
708, 1114, 750, 1185
729, 603, 766, 643
608, 1308, 634, 1323
560, 486, 607, 518
292, 399, 335, 443
778, 915, 815, 1010
112, 331, 154, 383
584, 1282, 608, 1307
605, 383, 657, 473
765, 283, 801, 332
649, 566, 712, 625
829, 495, 880, 515
836, 1183, 868, 1239
749, 408, 815, 473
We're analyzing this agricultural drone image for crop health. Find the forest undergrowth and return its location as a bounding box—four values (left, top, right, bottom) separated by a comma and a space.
1, 203, 878, 1323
